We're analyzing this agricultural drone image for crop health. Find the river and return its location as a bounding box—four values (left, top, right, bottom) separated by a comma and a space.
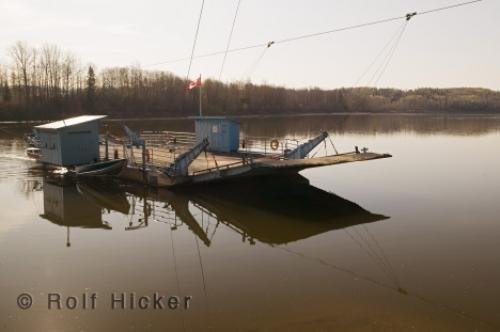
0, 114, 499, 331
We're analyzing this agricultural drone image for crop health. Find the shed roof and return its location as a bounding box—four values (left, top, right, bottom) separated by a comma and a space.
35, 115, 107, 131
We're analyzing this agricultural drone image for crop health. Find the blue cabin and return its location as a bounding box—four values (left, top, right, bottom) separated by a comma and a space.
194, 117, 240, 153
35, 115, 107, 166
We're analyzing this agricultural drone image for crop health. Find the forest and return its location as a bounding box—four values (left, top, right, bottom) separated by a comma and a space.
1, 41, 499, 121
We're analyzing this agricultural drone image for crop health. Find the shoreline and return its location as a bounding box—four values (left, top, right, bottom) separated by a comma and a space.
2, 112, 500, 124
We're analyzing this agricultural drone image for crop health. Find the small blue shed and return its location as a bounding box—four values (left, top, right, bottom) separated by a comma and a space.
35, 115, 107, 166
194, 117, 240, 153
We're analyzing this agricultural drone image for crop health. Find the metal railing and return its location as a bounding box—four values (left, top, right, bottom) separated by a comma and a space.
239, 136, 306, 157
100, 131, 330, 176
100, 131, 199, 169
140, 130, 196, 148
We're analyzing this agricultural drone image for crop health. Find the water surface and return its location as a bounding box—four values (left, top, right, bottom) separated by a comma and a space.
1, 114, 499, 331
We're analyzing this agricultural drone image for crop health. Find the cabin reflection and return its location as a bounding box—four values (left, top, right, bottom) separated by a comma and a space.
39, 175, 388, 247
40, 181, 116, 247
40, 181, 112, 230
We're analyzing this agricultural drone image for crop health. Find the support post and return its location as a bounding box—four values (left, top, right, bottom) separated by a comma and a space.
104, 125, 109, 160
105, 137, 109, 160
104, 134, 109, 160
141, 142, 146, 170
199, 83, 202, 117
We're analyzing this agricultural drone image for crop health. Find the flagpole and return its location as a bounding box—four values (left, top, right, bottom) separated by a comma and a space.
199, 75, 202, 117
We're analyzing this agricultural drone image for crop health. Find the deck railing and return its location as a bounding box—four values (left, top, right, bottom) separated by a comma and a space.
239, 136, 306, 157
100, 131, 322, 175
100, 131, 198, 168
140, 130, 196, 148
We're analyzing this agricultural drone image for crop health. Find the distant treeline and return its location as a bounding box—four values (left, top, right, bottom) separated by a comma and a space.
1, 41, 499, 121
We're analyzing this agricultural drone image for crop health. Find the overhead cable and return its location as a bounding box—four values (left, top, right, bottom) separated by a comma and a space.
147, 0, 483, 68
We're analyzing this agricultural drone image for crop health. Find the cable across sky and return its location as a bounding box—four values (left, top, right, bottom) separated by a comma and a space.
146, 0, 484, 68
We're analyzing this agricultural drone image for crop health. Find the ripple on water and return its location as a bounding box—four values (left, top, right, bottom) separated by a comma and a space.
0, 151, 39, 180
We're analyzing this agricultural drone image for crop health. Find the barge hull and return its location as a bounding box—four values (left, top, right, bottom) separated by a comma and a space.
117, 152, 391, 188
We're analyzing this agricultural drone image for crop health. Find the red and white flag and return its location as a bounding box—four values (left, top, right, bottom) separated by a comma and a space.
187, 75, 201, 91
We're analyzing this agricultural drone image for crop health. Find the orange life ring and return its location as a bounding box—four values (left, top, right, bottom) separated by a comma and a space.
270, 139, 279, 150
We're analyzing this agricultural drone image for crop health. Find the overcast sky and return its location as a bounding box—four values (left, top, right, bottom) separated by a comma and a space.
0, 0, 498, 90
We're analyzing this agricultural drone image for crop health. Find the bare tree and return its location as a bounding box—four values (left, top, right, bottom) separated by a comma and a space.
62, 52, 77, 98
40, 44, 62, 100
9, 41, 34, 102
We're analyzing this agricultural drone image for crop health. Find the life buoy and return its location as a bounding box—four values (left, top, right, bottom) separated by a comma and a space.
270, 139, 279, 150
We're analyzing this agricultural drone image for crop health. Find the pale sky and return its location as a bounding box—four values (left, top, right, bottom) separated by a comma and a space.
0, 0, 498, 90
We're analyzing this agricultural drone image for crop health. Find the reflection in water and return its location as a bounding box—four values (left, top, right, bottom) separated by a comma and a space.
77, 181, 130, 215
35, 177, 497, 329
174, 174, 388, 245
40, 181, 112, 230
94, 114, 500, 138
2, 114, 500, 142
39, 181, 113, 247
238, 114, 500, 137
4, 116, 500, 331
39, 175, 388, 247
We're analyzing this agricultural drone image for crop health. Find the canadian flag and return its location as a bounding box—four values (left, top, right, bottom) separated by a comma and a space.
187, 75, 201, 91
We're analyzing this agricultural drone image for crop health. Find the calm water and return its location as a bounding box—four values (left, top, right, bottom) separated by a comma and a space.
1, 114, 500, 331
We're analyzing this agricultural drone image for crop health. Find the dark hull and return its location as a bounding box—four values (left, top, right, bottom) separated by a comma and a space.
77, 159, 127, 177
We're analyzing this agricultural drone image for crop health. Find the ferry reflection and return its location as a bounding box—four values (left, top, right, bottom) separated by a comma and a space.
40, 175, 388, 246
177, 174, 389, 245
40, 181, 113, 230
